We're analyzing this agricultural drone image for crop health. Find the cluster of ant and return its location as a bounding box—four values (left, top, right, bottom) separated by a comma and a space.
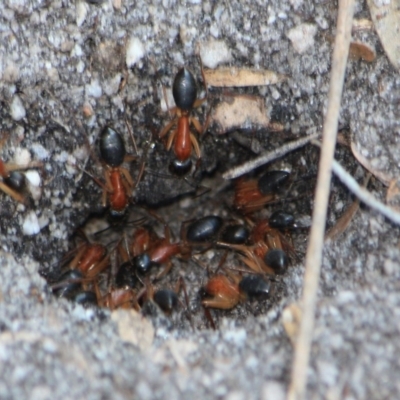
1, 67, 299, 328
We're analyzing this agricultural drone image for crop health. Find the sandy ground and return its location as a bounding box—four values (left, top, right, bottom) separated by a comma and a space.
0, 0, 400, 398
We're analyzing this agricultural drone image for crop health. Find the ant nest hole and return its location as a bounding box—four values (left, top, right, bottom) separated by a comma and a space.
43, 122, 355, 333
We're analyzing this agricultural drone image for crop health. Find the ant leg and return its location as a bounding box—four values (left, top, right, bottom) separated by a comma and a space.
191, 117, 204, 136
203, 307, 216, 330
119, 167, 135, 188
85, 254, 111, 280
68, 245, 89, 270
93, 279, 103, 307
190, 133, 201, 159
155, 261, 174, 280
166, 128, 178, 151
161, 84, 178, 117
215, 251, 228, 274
124, 118, 138, 155
4, 161, 43, 172
159, 118, 177, 139
176, 277, 195, 330
0, 181, 25, 203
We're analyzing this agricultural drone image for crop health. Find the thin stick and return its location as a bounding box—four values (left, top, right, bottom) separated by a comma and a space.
331, 160, 400, 225
287, 1, 355, 399
222, 133, 319, 180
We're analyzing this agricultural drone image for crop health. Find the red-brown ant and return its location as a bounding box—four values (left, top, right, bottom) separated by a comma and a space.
101, 287, 140, 310
84, 126, 143, 220
69, 242, 110, 280
159, 66, 208, 175
201, 270, 271, 310
118, 220, 191, 279
140, 277, 189, 315
217, 212, 295, 275
234, 170, 290, 214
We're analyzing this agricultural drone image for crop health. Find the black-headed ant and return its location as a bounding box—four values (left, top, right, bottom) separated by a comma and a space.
68, 242, 110, 280
185, 215, 223, 243
118, 221, 191, 279
216, 212, 295, 275
140, 277, 189, 315
51, 269, 85, 299
234, 170, 290, 214
84, 126, 143, 220
101, 287, 139, 310
219, 224, 250, 245
159, 66, 208, 175
201, 271, 270, 310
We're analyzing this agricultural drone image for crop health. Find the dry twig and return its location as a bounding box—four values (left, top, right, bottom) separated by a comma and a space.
331, 160, 400, 225
287, 1, 356, 399
222, 133, 319, 180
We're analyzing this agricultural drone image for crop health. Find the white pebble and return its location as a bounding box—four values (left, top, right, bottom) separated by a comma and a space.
13, 148, 31, 166
85, 80, 102, 98
10, 95, 26, 121
287, 23, 317, 54
22, 212, 40, 236
289, 0, 303, 9
76, 0, 89, 27
199, 39, 232, 69
126, 37, 145, 68
261, 381, 286, 400
25, 170, 41, 186
223, 328, 247, 347
31, 143, 49, 160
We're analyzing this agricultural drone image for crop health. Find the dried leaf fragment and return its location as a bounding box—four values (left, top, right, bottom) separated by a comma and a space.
387, 178, 400, 211
282, 303, 302, 345
352, 18, 374, 32
211, 95, 271, 134
367, 0, 400, 70
349, 41, 376, 62
111, 309, 154, 351
204, 68, 286, 87
325, 199, 360, 241
325, 173, 371, 241
351, 141, 391, 185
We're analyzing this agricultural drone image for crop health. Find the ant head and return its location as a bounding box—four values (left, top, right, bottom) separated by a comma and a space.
257, 170, 290, 195
4, 171, 25, 191
264, 249, 288, 275
239, 275, 271, 300
172, 68, 197, 111
269, 210, 295, 229
134, 253, 152, 275
153, 289, 179, 314
220, 224, 250, 245
169, 158, 192, 176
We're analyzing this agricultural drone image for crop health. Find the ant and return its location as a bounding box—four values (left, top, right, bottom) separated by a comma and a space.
52, 231, 111, 299
116, 215, 225, 282
159, 64, 208, 175
68, 241, 110, 280
201, 270, 271, 310
84, 126, 143, 220
100, 287, 140, 310
0, 136, 42, 204
234, 170, 290, 214
219, 224, 250, 245
217, 211, 296, 275
118, 220, 192, 280
139, 277, 190, 315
